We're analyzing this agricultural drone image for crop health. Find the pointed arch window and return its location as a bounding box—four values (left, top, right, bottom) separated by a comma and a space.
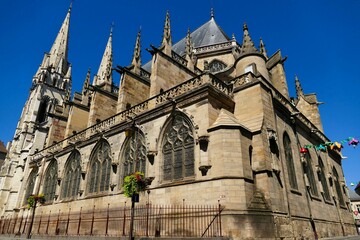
36, 96, 50, 123
87, 141, 112, 194
61, 151, 81, 199
162, 113, 195, 181
120, 129, 147, 185
332, 167, 345, 206
23, 168, 38, 205
303, 152, 318, 196
283, 133, 298, 189
318, 157, 331, 200
43, 160, 58, 202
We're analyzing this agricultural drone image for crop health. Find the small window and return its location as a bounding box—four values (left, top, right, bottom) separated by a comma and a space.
245, 63, 257, 74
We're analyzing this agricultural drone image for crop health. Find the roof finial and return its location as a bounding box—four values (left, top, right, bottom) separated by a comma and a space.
69, 0, 73, 13
259, 38, 268, 59
210, 8, 215, 19
241, 22, 257, 54
161, 10, 172, 55
295, 75, 304, 98
83, 68, 91, 94
185, 28, 195, 70
131, 28, 142, 74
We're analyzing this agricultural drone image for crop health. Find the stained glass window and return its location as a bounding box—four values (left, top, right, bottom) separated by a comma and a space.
283, 133, 298, 189
120, 129, 147, 185
88, 141, 111, 194
61, 151, 81, 199
43, 160, 58, 202
162, 114, 195, 181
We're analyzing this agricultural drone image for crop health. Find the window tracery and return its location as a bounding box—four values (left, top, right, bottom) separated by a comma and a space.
43, 160, 58, 202
162, 113, 195, 181
88, 141, 111, 194
23, 168, 38, 205
61, 151, 81, 199
283, 133, 298, 189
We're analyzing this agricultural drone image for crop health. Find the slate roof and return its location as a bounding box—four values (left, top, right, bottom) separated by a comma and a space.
142, 16, 231, 73
349, 189, 360, 201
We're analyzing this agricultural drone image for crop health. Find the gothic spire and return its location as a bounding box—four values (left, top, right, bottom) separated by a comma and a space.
241, 23, 257, 54
93, 27, 113, 88
48, 4, 71, 74
82, 68, 91, 94
210, 8, 215, 19
185, 28, 195, 70
131, 29, 142, 73
161, 11, 172, 55
259, 38, 268, 59
295, 75, 304, 98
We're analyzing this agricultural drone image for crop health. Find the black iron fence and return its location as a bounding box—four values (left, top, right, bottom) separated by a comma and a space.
0, 202, 223, 238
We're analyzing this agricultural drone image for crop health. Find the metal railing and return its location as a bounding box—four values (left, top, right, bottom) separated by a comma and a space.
0, 202, 223, 238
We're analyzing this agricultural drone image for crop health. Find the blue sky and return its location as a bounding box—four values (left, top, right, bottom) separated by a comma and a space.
0, 0, 359, 189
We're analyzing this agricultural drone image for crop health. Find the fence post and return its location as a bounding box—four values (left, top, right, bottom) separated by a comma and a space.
218, 200, 222, 237
146, 202, 149, 236
37, 211, 42, 234
22, 211, 29, 234
55, 209, 60, 235
90, 205, 95, 236
77, 207, 82, 236
65, 207, 71, 235
45, 210, 51, 235
122, 202, 126, 236
105, 203, 109, 236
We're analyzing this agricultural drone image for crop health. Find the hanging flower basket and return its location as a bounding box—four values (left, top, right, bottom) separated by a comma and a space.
122, 172, 148, 198
27, 193, 46, 209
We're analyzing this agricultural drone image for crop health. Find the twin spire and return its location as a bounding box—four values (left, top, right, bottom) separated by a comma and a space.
93, 26, 113, 88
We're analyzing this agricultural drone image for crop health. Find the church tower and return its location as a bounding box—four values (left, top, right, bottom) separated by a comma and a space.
0, 5, 72, 214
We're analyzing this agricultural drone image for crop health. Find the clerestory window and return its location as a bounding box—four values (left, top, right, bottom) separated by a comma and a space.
333, 167, 345, 206
303, 152, 318, 196
162, 113, 195, 181
318, 157, 331, 200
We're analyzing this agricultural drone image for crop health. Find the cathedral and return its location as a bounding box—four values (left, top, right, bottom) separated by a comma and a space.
0, 4, 357, 240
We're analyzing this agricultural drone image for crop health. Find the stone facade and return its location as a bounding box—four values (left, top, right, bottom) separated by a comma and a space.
0, 6, 357, 240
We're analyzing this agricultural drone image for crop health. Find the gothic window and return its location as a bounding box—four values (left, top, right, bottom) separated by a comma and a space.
209, 60, 227, 73
87, 141, 112, 194
162, 113, 195, 181
283, 133, 298, 189
120, 129, 147, 185
36, 96, 50, 123
23, 168, 38, 205
318, 157, 331, 200
303, 152, 318, 196
332, 167, 345, 206
61, 151, 81, 200
43, 160, 58, 202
